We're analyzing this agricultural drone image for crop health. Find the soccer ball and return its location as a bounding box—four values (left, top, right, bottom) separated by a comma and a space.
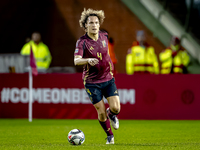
67, 129, 85, 145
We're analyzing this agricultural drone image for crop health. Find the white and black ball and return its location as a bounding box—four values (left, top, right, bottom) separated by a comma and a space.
67, 129, 85, 145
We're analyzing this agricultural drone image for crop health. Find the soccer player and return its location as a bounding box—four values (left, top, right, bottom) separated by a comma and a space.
74, 8, 120, 144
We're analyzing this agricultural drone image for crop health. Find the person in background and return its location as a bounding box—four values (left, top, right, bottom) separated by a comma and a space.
126, 30, 159, 75
20, 32, 52, 72
108, 37, 118, 75
159, 36, 190, 74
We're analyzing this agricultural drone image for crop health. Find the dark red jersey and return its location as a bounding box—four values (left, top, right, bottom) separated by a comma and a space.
74, 31, 114, 84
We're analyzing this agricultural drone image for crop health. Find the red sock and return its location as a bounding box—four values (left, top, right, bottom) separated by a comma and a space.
99, 118, 113, 136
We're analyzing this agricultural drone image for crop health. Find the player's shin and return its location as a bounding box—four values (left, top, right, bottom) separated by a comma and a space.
99, 118, 113, 136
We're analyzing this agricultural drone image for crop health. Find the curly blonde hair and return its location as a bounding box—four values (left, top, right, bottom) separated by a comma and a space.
79, 8, 105, 30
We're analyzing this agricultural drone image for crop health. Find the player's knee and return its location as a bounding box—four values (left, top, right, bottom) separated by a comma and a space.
98, 111, 107, 121
110, 106, 120, 115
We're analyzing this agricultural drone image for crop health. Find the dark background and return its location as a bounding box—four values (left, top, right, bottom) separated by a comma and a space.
1, 0, 199, 73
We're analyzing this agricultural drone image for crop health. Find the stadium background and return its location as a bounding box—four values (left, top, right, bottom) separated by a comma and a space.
0, 0, 166, 73
0, 0, 200, 119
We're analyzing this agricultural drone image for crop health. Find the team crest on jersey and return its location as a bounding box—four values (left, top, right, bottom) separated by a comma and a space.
75, 48, 79, 53
102, 40, 106, 47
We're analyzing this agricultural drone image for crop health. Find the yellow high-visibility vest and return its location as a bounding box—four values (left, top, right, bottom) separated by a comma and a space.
20, 41, 52, 69
126, 45, 159, 74
159, 48, 190, 74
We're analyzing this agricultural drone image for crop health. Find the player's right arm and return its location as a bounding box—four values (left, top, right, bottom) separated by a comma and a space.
74, 55, 99, 66
74, 38, 98, 66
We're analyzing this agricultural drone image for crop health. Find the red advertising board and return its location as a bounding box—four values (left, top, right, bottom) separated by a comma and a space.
0, 73, 200, 119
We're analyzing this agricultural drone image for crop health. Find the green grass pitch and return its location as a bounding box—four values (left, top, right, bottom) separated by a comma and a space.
0, 119, 200, 150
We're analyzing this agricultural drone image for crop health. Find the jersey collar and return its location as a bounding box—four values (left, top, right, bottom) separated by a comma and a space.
85, 32, 100, 41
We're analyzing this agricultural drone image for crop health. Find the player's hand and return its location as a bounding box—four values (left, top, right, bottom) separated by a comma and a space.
88, 58, 99, 66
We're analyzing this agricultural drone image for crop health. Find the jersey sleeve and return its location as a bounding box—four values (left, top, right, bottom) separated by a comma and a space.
74, 39, 84, 57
